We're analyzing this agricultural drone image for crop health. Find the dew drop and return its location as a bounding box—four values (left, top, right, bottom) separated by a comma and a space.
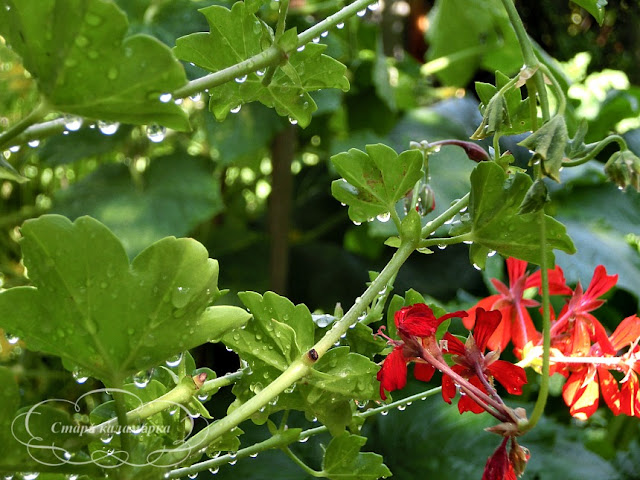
296, 45, 305, 52
357, 8, 367, 16
187, 473, 198, 479
97, 121, 119, 135
353, 220, 362, 226
6, 333, 19, 345
288, 117, 298, 125
72, 366, 89, 384
250, 452, 258, 458
159, 93, 172, 103
229, 459, 237, 466
197, 393, 210, 402
9, 145, 19, 153
63, 115, 83, 131
256, 69, 266, 76
146, 124, 166, 143
230, 105, 242, 114
488, 250, 497, 257
472, 263, 482, 271
398, 405, 406, 411
165, 352, 183, 368
381, 410, 389, 416
28, 140, 40, 148
321, 31, 329, 37
100, 434, 113, 444
235, 75, 248, 83
437, 244, 446, 250
368, 1, 380, 10
376, 211, 391, 222
190, 92, 202, 102
69, 475, 78, 480
337, 22, 345, 29
133, 369, 153, 388
208, 467, 219, 474
312, 37, 320, 43
463, 240, 473, 245
298, 436, 309, 443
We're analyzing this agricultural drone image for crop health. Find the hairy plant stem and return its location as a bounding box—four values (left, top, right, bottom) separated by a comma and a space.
419, 193, 469, 238
418, 233, 472, 249
172, 0, 378, 99
167, 386, 443, 478
563, 134, 628, 167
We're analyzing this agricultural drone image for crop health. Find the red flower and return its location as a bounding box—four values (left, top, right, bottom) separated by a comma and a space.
482, 437, 516, 480
464, 258, 571, 352
376, 304, 467, 400
550, 265, 618, 356
443, 308, 528, 414
562, 314, 640, 420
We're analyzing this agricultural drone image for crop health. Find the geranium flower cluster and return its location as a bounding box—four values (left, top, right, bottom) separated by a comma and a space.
375, 257, 640, 479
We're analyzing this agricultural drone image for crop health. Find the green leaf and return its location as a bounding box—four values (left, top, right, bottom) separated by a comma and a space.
572, 0, 607, 25
518, 179, 550, 215
465, 162, 575, 266
321, 432, 392, 480
53, 153, 224, 257
331, 144, 423, 223
174, 3, 349, 127
518, 115, 569, 182
0, 215, 250, 384
0, 0, 189, 130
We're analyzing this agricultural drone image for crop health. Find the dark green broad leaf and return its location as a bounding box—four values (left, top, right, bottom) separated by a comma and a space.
572, 0, 607, 25
0, 215, 250, 385
174, 3, 349, 127
518, 116, 569, 182
426, 0, 521, 86
0, 0, 189, 130
223, 291, 380, 433
321, 432, 392, 480
40, 125, 132, 166
464, 162, 575, 266
331, 144, 423, 223
53, 153, 223, 257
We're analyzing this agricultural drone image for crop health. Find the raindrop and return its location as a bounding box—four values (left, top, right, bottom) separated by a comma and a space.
165, 353, 183, 368
250, 453, 259, 458
298, 436, 309, 443
235, 75, 248, 83
437, 244, 446, 250
23, 475, 38, 480
229, 459, 237, 466
296, 45, 305, 52
133, 369, 153, 388
368, 1, 380, 10
174, 98, 183, 105
190, 92, 202, 102
146, 124, 166, 143
28, 140, 40, 148
100, 434, 113, 444
381, 410, 389, 416
353, 220, 362, 226
488, 250, 497, 257
321, 31, 329, 37
398, 405, 406, 411
312, 37, 320, 44
463, 240, 473, 245
63, 115, 83, 131
97, 121, 119, 135
72, 367, 89, 384
376, 212, 390, 222
312, 314, 334, 328
357, 9, 367, 16
63, 451, 72, 460
197, 393, 210, 402
9, 145, 19, 153
69, 475, 78, 480
337, 22, 345, 29
208, 468, 219, 474
288, 117, 298, 125
130, 423, 144, 434
187, 473, 198, 479
230, 105, 242, 114
472, 263, 482, 271
159, 93, 172, 103
256, 69, 266, 76
6, 333, 19, 344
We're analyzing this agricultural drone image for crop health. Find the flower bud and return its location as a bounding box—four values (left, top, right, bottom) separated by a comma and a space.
508, 439, 530, 477
604, 150, 640, 191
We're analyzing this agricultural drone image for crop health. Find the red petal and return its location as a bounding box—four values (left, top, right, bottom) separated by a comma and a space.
506, 257, 528, 287
457, 376, 488, 414
377, 346, 407, 400
619, 374, 639, 416
567, 318, 592, 357
482, 438, 517, 480
584, 265, 618, 302
473, 308, 502, 352
441, 370, 457, 405
413, 362, 435, 382
609, 315, 640, 351
509, 304, 541, 350
463, 296, 500, 330
586, 313, 616, 355
598, 368, 621, 415
442, 332, 466, 356
562, 369, 599, 420
488, 360, 528, 395
526, 265, 573, 295
395, 304, 438, 338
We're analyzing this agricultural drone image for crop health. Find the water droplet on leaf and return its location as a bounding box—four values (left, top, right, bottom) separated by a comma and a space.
146, 124, 166, 143
63, 115, 83, 131
159, 93, 172, 103
133, 369, 153, 388
376, 212, 391, 222
235, 75, 248, 83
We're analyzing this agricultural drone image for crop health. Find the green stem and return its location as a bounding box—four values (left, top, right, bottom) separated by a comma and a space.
110, 387, 133, 461
282, 447, 322, 477
420, 193, 469, 238
537, 64, 567, 115
172, 0, 377, 99
418, 233, 472, 249
166, 386, 443, 478
157, 240, 417, 466
493, 133, 501, 162
0, 103, 50, 150
563, 135, 627, 167
275, 0, 290, 41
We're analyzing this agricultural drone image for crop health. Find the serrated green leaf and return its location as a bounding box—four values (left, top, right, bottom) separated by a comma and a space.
309, 347, 379, 400
344, 322, 387, 359
0, 215, 249, 385
518, 115, 569, 182
174, 3, 349, 127
471, 92, 509, 140
0, 0, 189, 130
321, 432, 392, 480
466, 162, 575, 266
572, 0, 607, 25
53, 153, 224, 257
331, 144, 423, 223
518, 179, 550, 215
